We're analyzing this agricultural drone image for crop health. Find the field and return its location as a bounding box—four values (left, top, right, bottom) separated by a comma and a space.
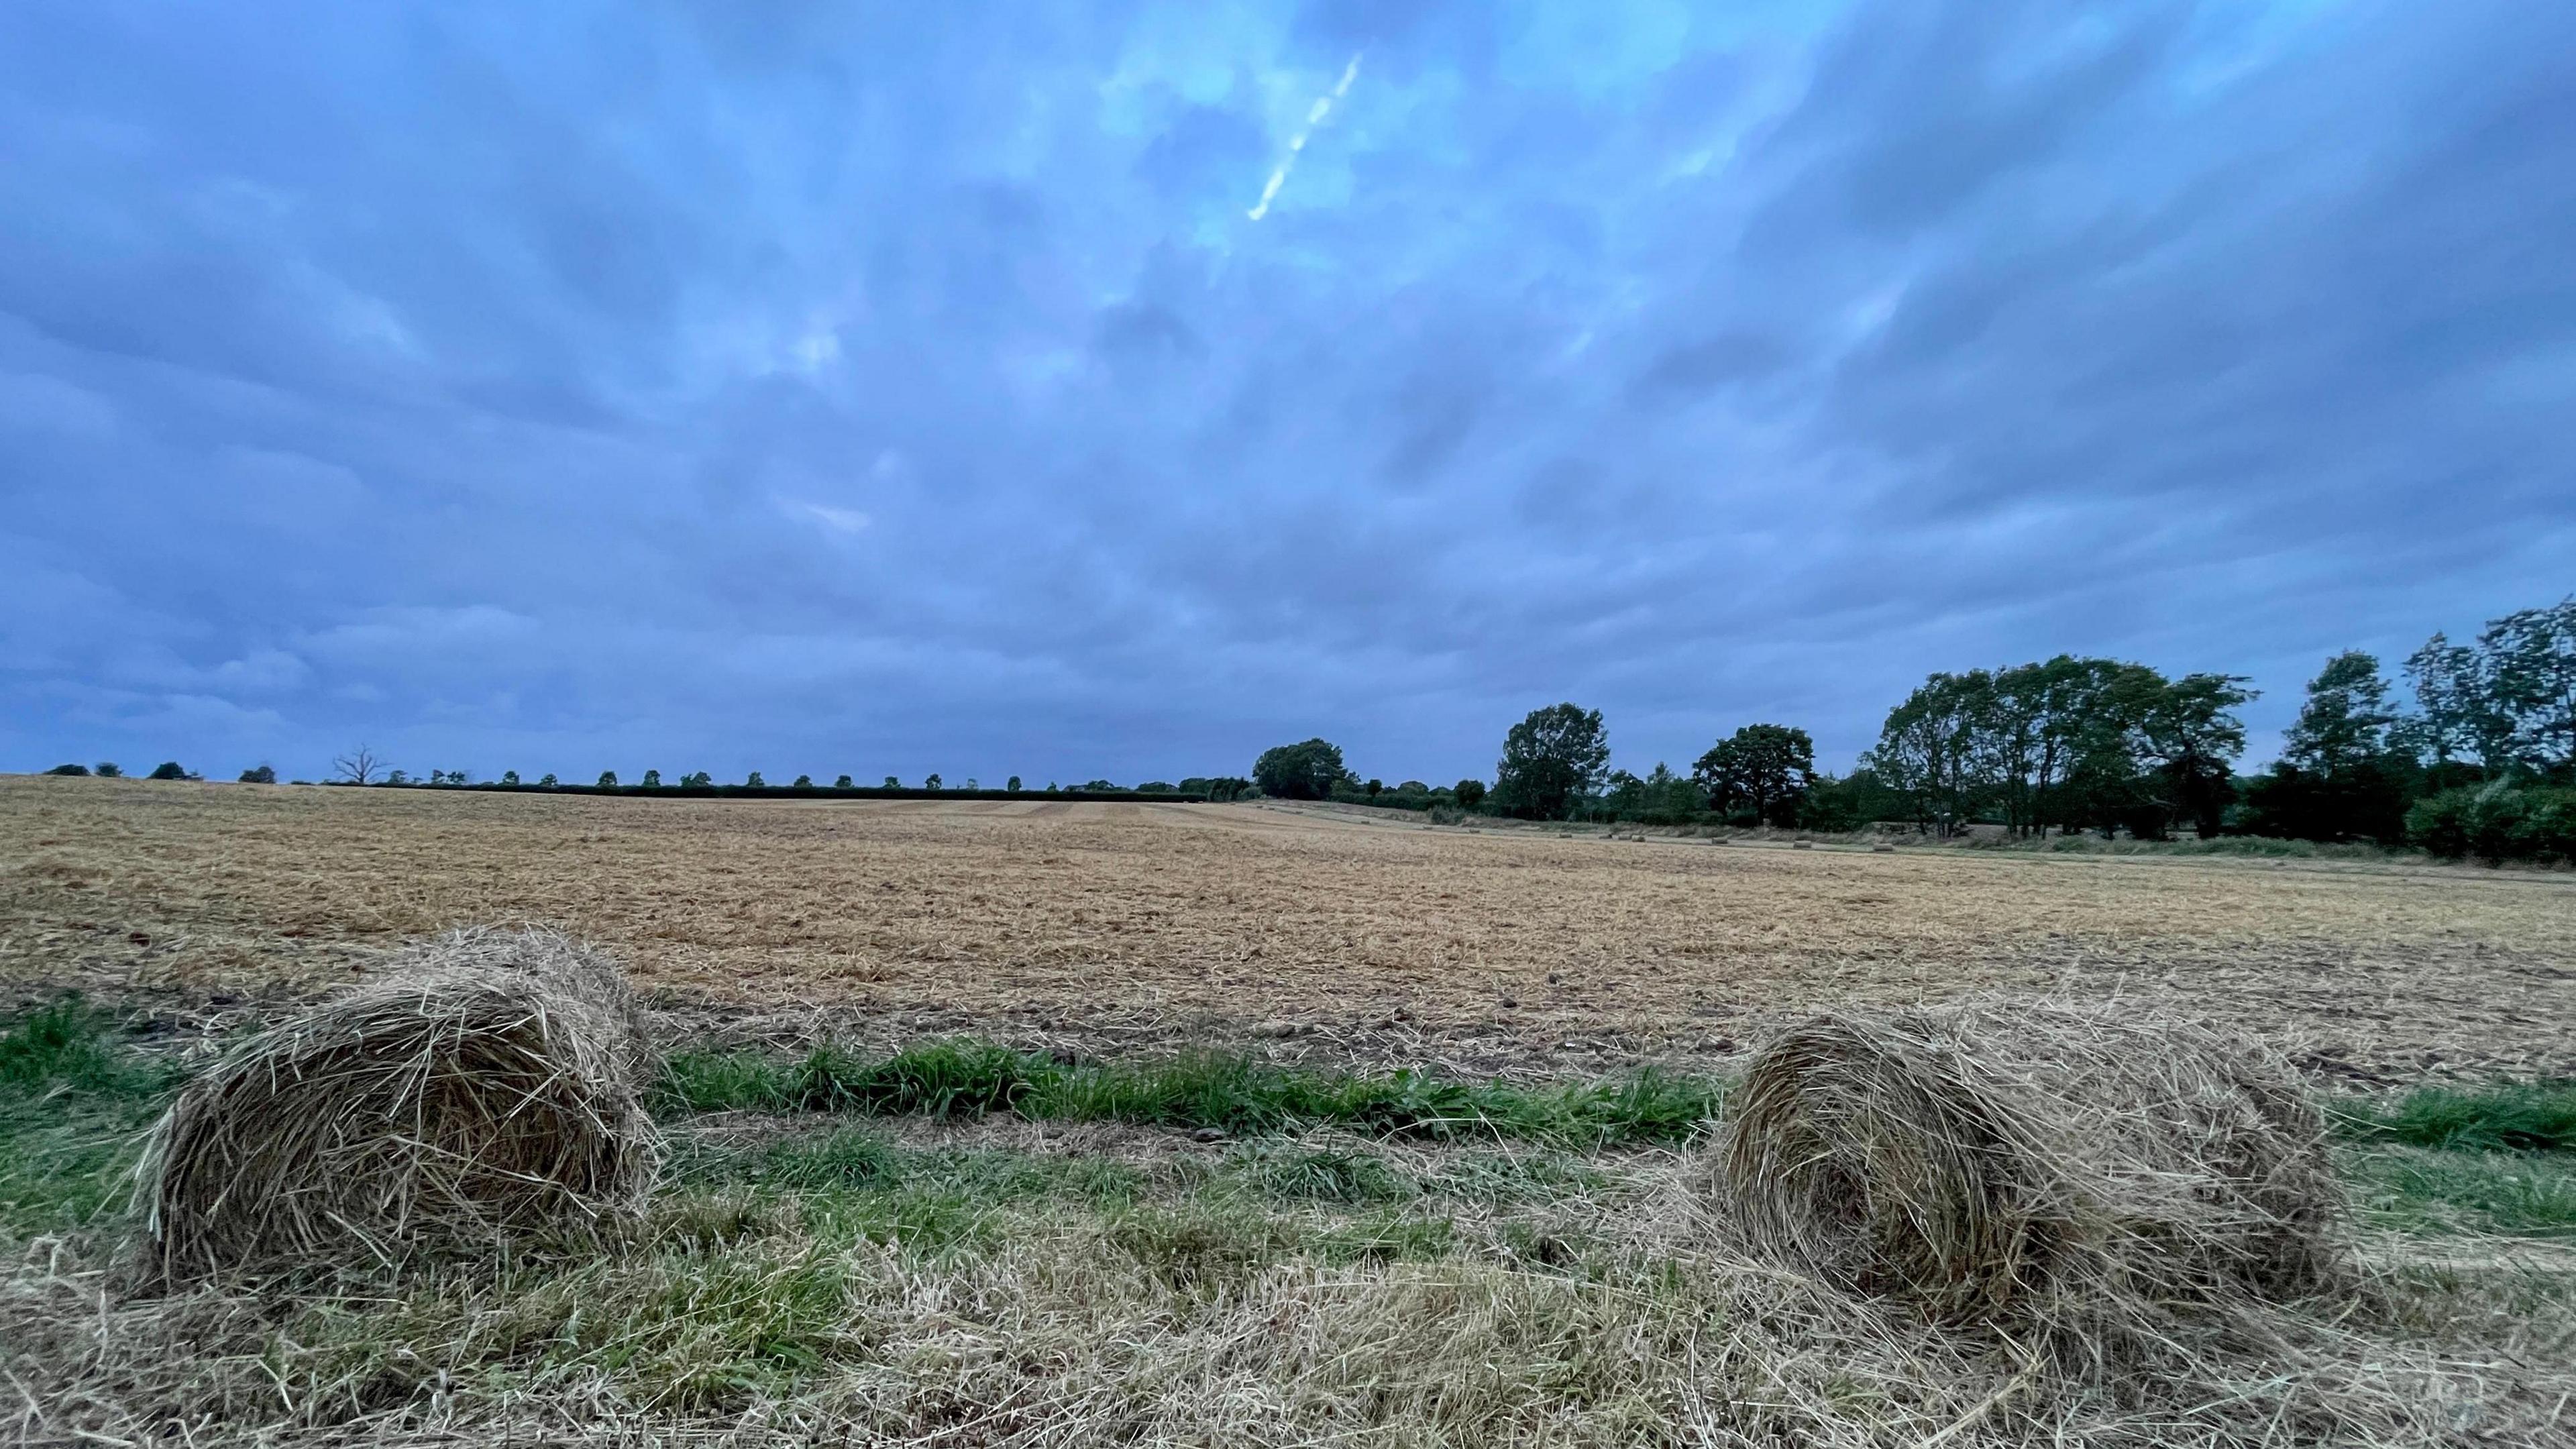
4, 775, 2575, 1446
5, 777, 2572, 1077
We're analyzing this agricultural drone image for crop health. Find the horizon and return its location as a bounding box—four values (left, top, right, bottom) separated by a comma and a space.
4, 3, 2570, 788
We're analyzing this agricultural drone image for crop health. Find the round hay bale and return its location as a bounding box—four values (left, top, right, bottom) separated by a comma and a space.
140, 926, 660, 1278
1721, 1002, 2340, 1334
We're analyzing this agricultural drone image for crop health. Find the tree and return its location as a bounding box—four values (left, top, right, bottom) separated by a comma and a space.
333, 744, 382, 786
46, 763, 89, 776
237, 764, 276, 784
682, 771, 712, 788
924, 773, 941, 790
837, 774, 856, 788
147, 761, 189, 780
94, 761, 122, 777
1252, 739, 1350, 800
538, 773, 559, 787
2479, 598, 2576, 775
883, 775, 900, 789
2116, 671, 2254, 839
597, 770, 619, 788
1007, 775, 1022, 792
501, 770, 521, 786
1863, 674, 1990, 835
2399, 633, 2492, 776
1454, 778, 1487, 809
1493, 703, 1610, 820
793, 774, 814, 787
641, 769, 663, 788
747, 771, 767, 788
1693, 724, 1815, 826
2283, 652, 2396, 776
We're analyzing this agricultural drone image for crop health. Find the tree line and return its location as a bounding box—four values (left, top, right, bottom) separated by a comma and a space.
1249, 595, 2574, 863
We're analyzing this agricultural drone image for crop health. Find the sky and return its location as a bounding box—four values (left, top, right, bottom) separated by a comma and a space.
2, 1, 2570, 787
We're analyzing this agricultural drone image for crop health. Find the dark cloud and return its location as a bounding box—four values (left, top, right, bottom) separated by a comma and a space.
1, 0, 2569, 786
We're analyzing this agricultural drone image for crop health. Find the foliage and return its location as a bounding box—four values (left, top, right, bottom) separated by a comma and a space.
146, 761, 190, 781
1864, 659, 2251, 839
538, 773, 559, 787
501, 771, 521, 786
641, 769, 663, 788
1693, 724, 1814, 826
922, 774, 940, 790
2406, 782, 2576, 863
1452, 778, 1486, 810
2244, 653, 2416, 843
1596, 763, 1705, 824
237, 765, 276, 784
746, 771, 767, 789
838, 775, 857, 788
793, 775, 814, 788
1181, 776, 1253, 801
883, 776, 899, 789
1252, 739, 1350, 800
44, 763, 88, 776
1492, 704, 1609, 820
93, 762, 121, 778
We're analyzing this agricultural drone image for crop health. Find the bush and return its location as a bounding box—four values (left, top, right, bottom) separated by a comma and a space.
93, 762, 121, 778
44, 763, 89, 776
147, 761, 190, 781
2408, 783, 2576, 864
237, 765, 276, 784
1453, 779, 1487, 810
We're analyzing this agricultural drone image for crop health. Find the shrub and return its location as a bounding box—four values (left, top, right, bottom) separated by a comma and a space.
2408, 782, 2576, 864
147, 761, 190, 781
1453, 778, 1487, 810
237, 765, 276, 784
45, 763, 89, 776
93, 762, 121, 778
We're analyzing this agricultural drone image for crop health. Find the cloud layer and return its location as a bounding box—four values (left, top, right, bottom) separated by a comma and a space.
3, 1, 2569, 785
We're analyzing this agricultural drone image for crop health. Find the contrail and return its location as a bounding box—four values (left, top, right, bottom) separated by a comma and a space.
1248, 54, 1361, 221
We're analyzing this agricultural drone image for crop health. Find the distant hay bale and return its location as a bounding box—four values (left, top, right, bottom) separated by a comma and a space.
140, 926, 659, 1278
1721, 1002, 2341, 1342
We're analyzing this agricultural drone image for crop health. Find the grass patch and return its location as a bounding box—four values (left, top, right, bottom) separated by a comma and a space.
2332, 1081, 2576, 1153
0, 998, 175, 1236
659, 1040, 1725, 1148
2344, 1145, 2576, 1242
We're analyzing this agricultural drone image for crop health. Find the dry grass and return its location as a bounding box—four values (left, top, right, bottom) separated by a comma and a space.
138, 926, 658, 1278
4, 776, 2569, 1077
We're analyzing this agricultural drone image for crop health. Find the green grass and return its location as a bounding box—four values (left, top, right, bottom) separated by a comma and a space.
2344, 1146, 2576, 1242
657, 1039, 1727, 1148
2331, 1081, 2576, 1153
0, 997, 176, 1236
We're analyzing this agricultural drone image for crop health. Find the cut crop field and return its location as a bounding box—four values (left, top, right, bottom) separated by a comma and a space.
3, 775, 2569, 1078
7, 776, 2576, 1446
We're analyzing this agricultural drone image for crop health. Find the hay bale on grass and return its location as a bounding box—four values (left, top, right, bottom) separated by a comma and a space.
1721, 1002, 2341, 1341
140, 926, 659, 1278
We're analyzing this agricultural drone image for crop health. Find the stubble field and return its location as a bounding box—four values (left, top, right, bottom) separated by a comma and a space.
7, 774, 2576, 1446
3, 775, 2568, 1078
